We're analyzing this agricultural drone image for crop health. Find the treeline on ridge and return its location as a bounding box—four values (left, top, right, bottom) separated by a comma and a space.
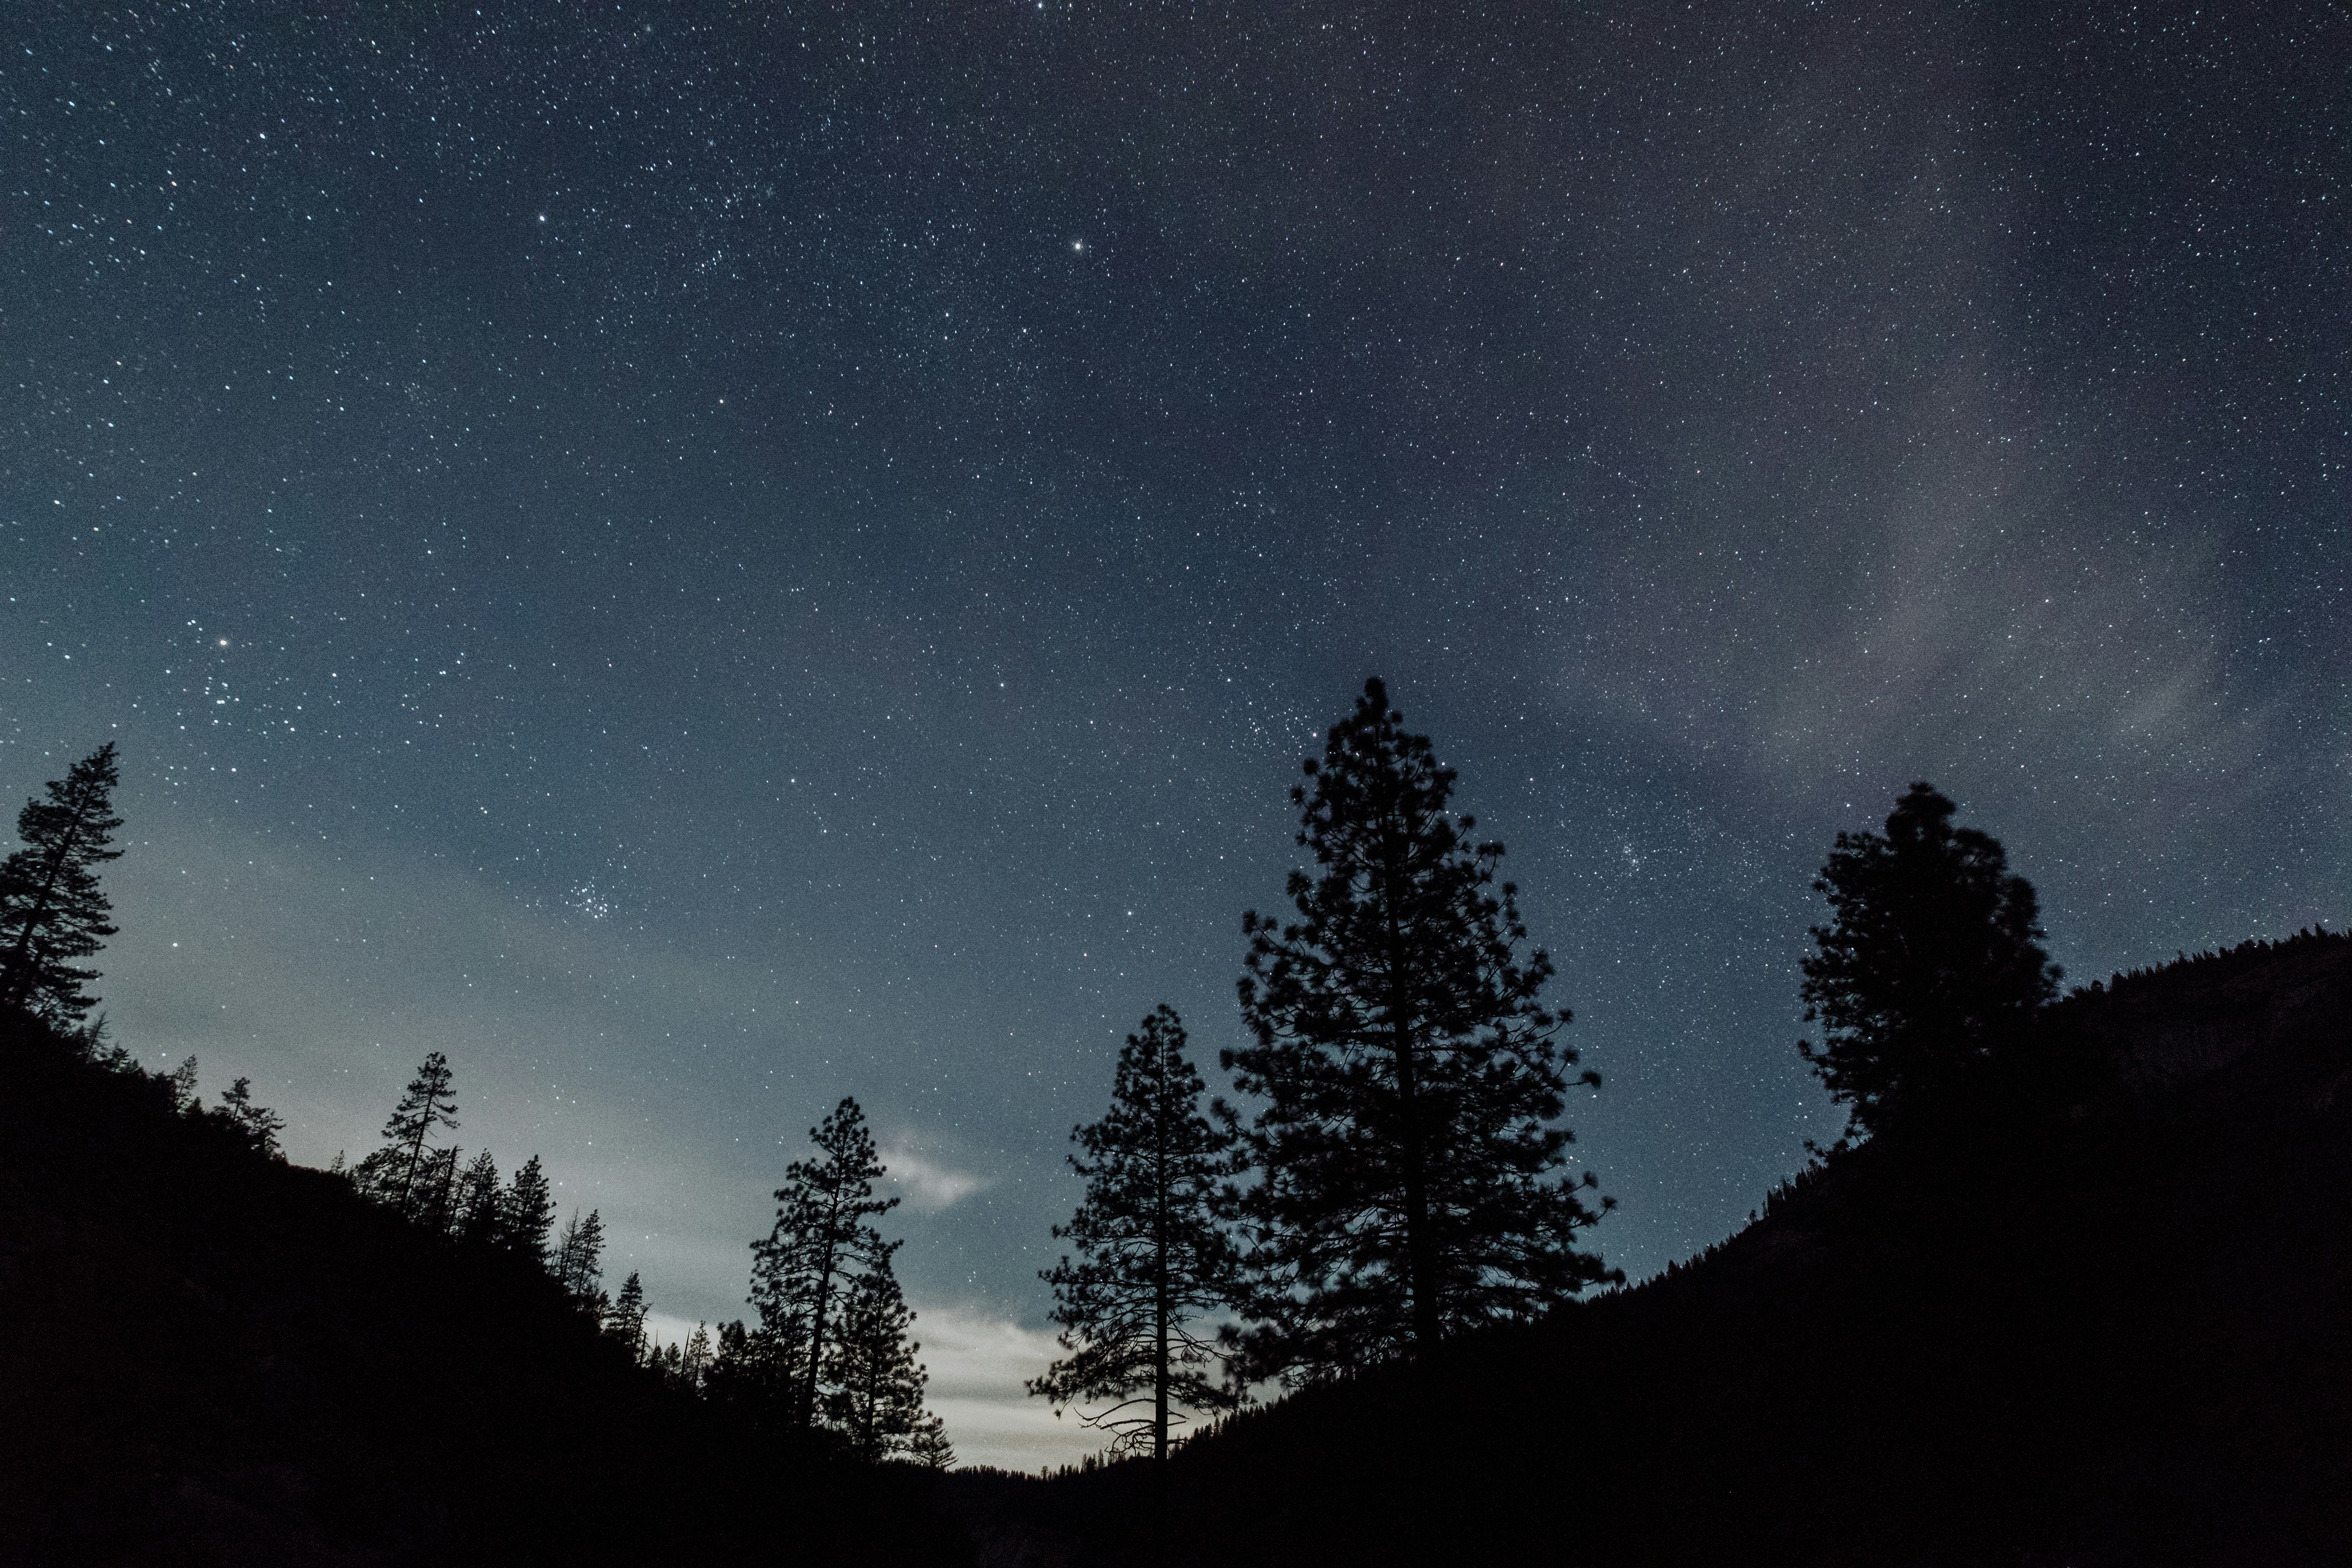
1011, 684, 2122, 1501
0, 738, 956, 1477
9, 675, 2339, 1566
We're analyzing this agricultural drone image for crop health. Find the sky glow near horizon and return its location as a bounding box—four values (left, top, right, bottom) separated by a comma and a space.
4, 1, 2346, 1471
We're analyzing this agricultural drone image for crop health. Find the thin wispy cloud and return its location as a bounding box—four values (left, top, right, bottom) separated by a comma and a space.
881, 1141, 991, 1212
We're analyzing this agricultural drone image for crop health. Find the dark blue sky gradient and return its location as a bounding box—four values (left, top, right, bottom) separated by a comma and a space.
6, 1, 2346, 1464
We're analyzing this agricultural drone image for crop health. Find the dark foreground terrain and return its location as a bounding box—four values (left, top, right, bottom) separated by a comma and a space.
953, 930, 2352, 1567
6, 930, 2347, 1566
0, 1011, 970, 1567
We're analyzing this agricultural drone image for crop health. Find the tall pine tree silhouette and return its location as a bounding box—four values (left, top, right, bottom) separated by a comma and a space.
453, 1151, 503, 1243
416, 1147, 464, 1234
1799, 781, 2061, 1140
907, 1410, 954, 1469
217, 1077, 286, 1159
825, 1254, 930, 1462
0, 742, 123, 1024
366, 1052, 459, 1214
553, 1209, 606, 1304
501, 1154, 557, 1267
680, 1322, 714, 1392
1031, 1005, 1239, 1464
167, 1056, 201, 1114
749, 1096, 898, 1430
1226, 678, 1616, 1382
607, 1272, 649, 1360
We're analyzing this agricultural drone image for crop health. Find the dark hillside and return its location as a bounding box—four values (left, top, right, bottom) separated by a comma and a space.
960, 931, 2352, 1567
0, 1014, 969, 1567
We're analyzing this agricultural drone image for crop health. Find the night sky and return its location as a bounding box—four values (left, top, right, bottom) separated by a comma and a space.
6, 1, 2346, 1467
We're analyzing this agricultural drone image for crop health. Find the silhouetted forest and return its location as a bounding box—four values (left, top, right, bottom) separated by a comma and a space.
953, 926, 2352, 1566
5, 715, 2349, 1564
0, 1006, 973, 1566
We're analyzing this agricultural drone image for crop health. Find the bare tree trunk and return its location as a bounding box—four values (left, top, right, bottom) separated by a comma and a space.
800, 1187, 843, 1430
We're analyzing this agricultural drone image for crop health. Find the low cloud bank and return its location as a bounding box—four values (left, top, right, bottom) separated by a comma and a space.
638, 1304, 1101, 1472
913, 1305, 1097, 1472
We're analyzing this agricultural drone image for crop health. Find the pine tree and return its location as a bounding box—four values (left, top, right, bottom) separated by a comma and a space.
907, 1410, 955, 1470
824, 1255, 929, 1463
553, 1208, 605, 1303
749, 1096, 899, 1430
1226, 678, 1617, 1383
350, 1146, 403, 1205
681, 1322, 714, 1393
704, 1319, 790, 1415
1799, 782, 2063, 1141
217, 1076, 287, 1159
167, 1056, 201, 1114
69, 1014, 134, 1073
704, 1320, 754, 1404
1030, 1005, 1240, 1464
0, 743, 123, 1024
374, 1052, 459, 1213
454, 1151, 503, 1243
606, 1271, 649, 1359
416, 1146, 464, 1234
502, 1154, 558, 1268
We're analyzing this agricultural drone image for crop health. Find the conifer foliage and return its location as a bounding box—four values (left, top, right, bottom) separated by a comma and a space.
744, 1096, 945, 1458
454, 1152, 503, 1243
414, 1147, 464, 1233
328, 1060, 675, 1340
1031, 1005, 1239, 1462
607, 1271, 649, 1360
357, 1051, 460, 1214
826, 1256, 930, 1462
218, 1077, 287, 1159
501, 1154, 558, 1266
1799, 782, 2063, 1140
679, 1322, 715, 1391
167, 1056, 201, 1114
1, 851, 836, 1488
907, 1411, 954, 1469
1226, 678, 1616, 1382
0, 742, 124, 1024
553, 1209, 607, 1305
750, 1097, 902, 1429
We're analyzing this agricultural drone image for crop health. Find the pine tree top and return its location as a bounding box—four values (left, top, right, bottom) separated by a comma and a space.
2, 741, 127, 1021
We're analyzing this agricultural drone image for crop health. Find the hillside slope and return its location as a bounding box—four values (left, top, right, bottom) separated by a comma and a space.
964, 930, 2352, 1567
0, 1015, 968, 1567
